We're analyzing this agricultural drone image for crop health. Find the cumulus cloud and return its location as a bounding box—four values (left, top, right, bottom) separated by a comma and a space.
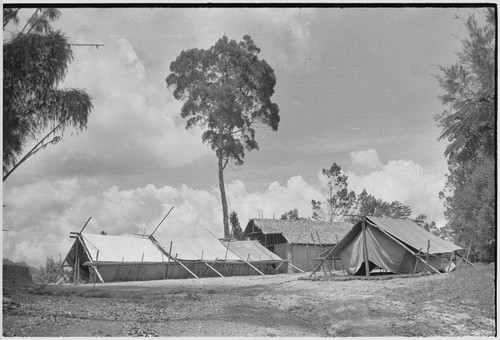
344, 149, 446, 226
348, 149, 383, 174
3, 176, 320, 266
10, 35, 210, 184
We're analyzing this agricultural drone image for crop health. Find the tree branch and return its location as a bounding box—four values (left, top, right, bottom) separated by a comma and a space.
3, 118, 66, 181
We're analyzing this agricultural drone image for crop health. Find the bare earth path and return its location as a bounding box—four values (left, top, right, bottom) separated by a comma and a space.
3, 263, 495, 337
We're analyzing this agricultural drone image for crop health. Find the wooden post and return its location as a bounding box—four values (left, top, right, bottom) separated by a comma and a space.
93, 251, 99, 290
362, 219, 370, 277
447, 251, 455, 272
305, 242, 310, 270
204, 262, 224, 277
225, 240, 231, 260
76, 257, 80, 283
316, 231, 324, 251
424, 240, 430, 274
74, 240, 78, 284
79, 216, 92, 234
167, 241, 172, 279
413, 248, 421, 274
464, 245, 472, 270
288, 262, 306, 273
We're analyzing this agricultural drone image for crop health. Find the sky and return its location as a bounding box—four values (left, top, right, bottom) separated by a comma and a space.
3, 5, 486, 266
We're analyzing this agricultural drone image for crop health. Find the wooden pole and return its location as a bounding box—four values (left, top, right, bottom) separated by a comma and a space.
424, 240, 430, 274
167, 241, 172, 279
455, 253, 476, 269
316, 231, 324, 251
225, 239, 231, 260
413, 248, 421, 274
305, 242, 310, 270
150, 206, 174, 237
362, 219, 370, 277
288, 262, 306, 273
447, 251, 455, 272
204, 262, 224, 277
464, 245, 472, 270
79, 216, 92, 234
151, 237, 198, 279
93, 250, 99, 290
74, 240, 79, 284
76, 257, 80, 283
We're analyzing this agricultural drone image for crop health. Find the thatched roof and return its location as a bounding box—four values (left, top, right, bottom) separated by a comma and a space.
247, 218, 353, 245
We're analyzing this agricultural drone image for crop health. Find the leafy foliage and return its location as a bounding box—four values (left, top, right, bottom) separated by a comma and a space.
229, 211, 243, 240
413, 213, 441, 236
355, 189, 413, 219
38, 257, 66, 283
435, 9, 496, 252
167, 35, 280, 237
311, 162, 357, 222
280, 208, 301, 220
3, 8, 93, 180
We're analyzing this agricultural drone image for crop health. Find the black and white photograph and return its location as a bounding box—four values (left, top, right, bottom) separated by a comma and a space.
2, 3, 496, 337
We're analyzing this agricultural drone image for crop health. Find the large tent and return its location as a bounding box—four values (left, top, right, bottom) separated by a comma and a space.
63, 231, 288, 283
316, 216, 463, 275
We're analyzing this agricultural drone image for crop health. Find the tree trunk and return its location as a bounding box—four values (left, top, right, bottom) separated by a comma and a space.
218, 153, 230, 239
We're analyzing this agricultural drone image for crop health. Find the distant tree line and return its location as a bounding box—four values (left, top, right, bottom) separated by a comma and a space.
309, 162, 418, 223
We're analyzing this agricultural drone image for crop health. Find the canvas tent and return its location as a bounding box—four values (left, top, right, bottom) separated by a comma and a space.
63, 231, 288, 283
315, 216, 463, 276
243, 218, 353, 272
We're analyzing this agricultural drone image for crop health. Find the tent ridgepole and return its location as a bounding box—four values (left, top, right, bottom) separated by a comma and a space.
362, 218, 370, 277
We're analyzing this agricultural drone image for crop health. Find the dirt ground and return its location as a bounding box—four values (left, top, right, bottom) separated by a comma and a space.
2, 262, 496, 337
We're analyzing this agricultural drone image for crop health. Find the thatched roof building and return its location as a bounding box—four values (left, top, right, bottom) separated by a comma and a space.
243, 218, 353, 272
244, 218, 353, 246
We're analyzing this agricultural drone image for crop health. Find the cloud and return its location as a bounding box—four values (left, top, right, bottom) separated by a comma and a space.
226, 176, 319, 223
347, 149, 383, 174
9, 35, 210, 184
3, 175, 320, 266
345, 149, 446, 226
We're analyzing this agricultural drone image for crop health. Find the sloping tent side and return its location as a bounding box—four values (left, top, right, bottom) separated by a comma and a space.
366, 216, 462, 254
157, 237, 242, 261
82, 233, 166, 262
223, 240, 289, 274
225, 240, 284, 262
63, 237, 93, 280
